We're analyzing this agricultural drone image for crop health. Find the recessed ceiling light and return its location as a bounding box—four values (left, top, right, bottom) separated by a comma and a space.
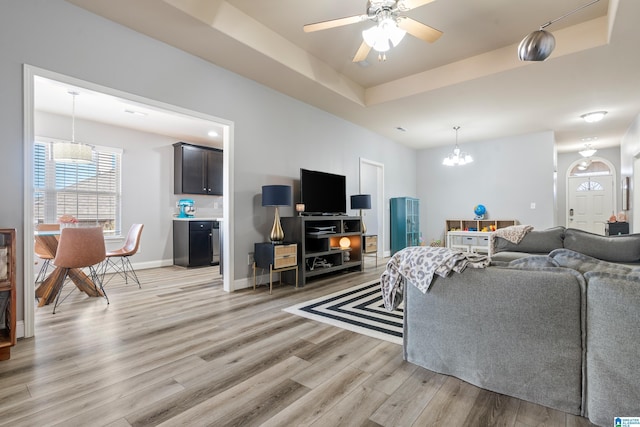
580, 111, 607, 123
580, 136, 598, 142
124, 109, 147, 117
207, 130, 219, 137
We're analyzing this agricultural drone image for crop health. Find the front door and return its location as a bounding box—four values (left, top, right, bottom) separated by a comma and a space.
567, 175, 613, 235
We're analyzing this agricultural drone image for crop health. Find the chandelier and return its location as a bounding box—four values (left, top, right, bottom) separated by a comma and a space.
53, 91, 93, 163
579, 144, 597, 158
443, 126, 473, 166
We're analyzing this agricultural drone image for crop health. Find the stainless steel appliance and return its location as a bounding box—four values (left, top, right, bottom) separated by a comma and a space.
211, 221, 220, 265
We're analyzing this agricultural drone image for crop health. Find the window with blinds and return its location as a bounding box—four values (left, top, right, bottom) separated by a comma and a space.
34, 140, 122, 236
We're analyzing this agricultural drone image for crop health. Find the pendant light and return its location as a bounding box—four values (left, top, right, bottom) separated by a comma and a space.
518, 0, 600, 61
443, 126, 473, 166
53, 91, 93, 163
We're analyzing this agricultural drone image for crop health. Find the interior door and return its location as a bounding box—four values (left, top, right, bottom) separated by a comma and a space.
567, 175, 613, 235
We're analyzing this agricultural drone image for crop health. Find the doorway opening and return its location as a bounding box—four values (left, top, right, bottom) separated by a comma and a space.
23, 65, 235, 338
359, 158, 385, 260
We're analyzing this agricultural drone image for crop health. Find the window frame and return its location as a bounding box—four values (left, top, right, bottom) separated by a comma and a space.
33, 137, 123, 237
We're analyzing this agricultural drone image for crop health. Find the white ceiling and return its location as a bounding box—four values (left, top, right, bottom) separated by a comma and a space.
56, 0, 640, 153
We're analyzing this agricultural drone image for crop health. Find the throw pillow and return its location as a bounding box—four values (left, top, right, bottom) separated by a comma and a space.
495, 226, 565, 254
564, 228, 640, 263
549, 248, 634, 275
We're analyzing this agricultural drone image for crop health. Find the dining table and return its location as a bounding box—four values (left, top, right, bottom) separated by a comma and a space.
35, 230, 104, 307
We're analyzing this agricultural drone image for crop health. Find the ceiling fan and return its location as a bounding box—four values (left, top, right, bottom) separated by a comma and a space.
303, 0, 442, 62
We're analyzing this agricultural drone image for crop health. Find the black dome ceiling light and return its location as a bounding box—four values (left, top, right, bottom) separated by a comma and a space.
518, 0, 600, 61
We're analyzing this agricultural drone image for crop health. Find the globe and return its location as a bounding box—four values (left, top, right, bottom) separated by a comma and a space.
474, 204, 486, 219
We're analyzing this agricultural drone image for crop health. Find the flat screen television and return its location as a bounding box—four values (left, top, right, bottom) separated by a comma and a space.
300, 168, 346, 215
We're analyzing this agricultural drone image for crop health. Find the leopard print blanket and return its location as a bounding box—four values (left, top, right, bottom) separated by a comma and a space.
380, 246, 489, 311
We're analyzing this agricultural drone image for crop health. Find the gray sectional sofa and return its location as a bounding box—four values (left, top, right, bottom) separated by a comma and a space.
403, 227, 640, 426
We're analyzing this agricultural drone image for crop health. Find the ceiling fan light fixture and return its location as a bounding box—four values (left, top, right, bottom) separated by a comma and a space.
362, 17, 406, 53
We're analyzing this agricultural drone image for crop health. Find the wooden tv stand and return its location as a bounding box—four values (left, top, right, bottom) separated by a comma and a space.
281, 216, 363, 287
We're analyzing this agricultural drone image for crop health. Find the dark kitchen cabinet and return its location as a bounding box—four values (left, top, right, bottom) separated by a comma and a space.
173, 142, 223, 195
173, 220, 219, 267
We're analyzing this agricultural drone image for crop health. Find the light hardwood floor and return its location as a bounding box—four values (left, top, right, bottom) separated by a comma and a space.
0, 260, 596, 426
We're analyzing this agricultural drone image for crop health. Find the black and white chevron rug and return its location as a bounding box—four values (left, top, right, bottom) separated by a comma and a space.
284, 280, 403, 345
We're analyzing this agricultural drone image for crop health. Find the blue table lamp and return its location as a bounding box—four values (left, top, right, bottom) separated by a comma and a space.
351, 194, 371, 234
262, 185, 292, 243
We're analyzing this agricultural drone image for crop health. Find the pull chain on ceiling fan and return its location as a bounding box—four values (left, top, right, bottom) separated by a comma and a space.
303, 0, 442, 62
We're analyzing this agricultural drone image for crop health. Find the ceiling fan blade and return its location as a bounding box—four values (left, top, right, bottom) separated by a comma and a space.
397, 17, 442, 43
303, 14, 368, 33
352, 41, 372, 62
397, 0, 437, 12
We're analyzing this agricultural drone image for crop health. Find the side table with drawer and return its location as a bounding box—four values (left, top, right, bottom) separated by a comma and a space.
363, 235, 378, 267
253, 242, 298, 294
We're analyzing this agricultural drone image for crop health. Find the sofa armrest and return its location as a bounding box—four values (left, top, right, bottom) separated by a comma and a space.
584, 271, 640, 426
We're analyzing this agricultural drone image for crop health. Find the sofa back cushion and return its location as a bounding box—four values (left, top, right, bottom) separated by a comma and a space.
549, 248, 635, 274
564, 228, 640, 263
494, 226, 565, 254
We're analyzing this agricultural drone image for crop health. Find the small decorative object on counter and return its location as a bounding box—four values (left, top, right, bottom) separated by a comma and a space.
608, 212, 617, 223
474, 204, 486, 220
617, 211, 627, 222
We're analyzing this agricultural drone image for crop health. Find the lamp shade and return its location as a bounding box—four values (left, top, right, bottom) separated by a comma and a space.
351, 194, 371, 210
262, 185, 291, 207
53, 141, 93, 163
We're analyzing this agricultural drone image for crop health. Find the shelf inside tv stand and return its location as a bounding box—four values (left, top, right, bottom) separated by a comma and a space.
281, 215, 363, 287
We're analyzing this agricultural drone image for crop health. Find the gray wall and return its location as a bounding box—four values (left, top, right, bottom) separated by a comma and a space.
1, 1, 417, 324
416, 131, 556, 243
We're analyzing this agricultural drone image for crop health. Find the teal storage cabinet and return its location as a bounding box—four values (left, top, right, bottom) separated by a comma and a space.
390, 197, 420, 255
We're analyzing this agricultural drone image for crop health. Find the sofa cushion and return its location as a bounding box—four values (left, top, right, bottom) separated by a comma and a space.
583, 271, 640, 426
494, 226, 565, 254
549, 248, 634, 275
508, 255, 560, 269
563, 228, 640, 263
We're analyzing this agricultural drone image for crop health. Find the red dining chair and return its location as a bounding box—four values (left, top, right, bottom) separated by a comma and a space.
52, 226, 108, 314
102, 224, 144, 288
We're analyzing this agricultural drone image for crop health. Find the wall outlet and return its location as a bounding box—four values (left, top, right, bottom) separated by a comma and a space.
248, 252, 254, 265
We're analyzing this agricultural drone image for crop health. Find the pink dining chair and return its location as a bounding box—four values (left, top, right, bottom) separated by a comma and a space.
34, 223, 60, 284
52, 226, 108, 314
101, 224, 144, 288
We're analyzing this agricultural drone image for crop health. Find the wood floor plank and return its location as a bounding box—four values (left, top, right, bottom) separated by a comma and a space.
309, 385, 389, 427
410, 376, 482, 426
461, 389, 521, 427
155, 356, 311, 426
515, 400, 568, 426
370, 367, 448, 426
260, 365, 371, 427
